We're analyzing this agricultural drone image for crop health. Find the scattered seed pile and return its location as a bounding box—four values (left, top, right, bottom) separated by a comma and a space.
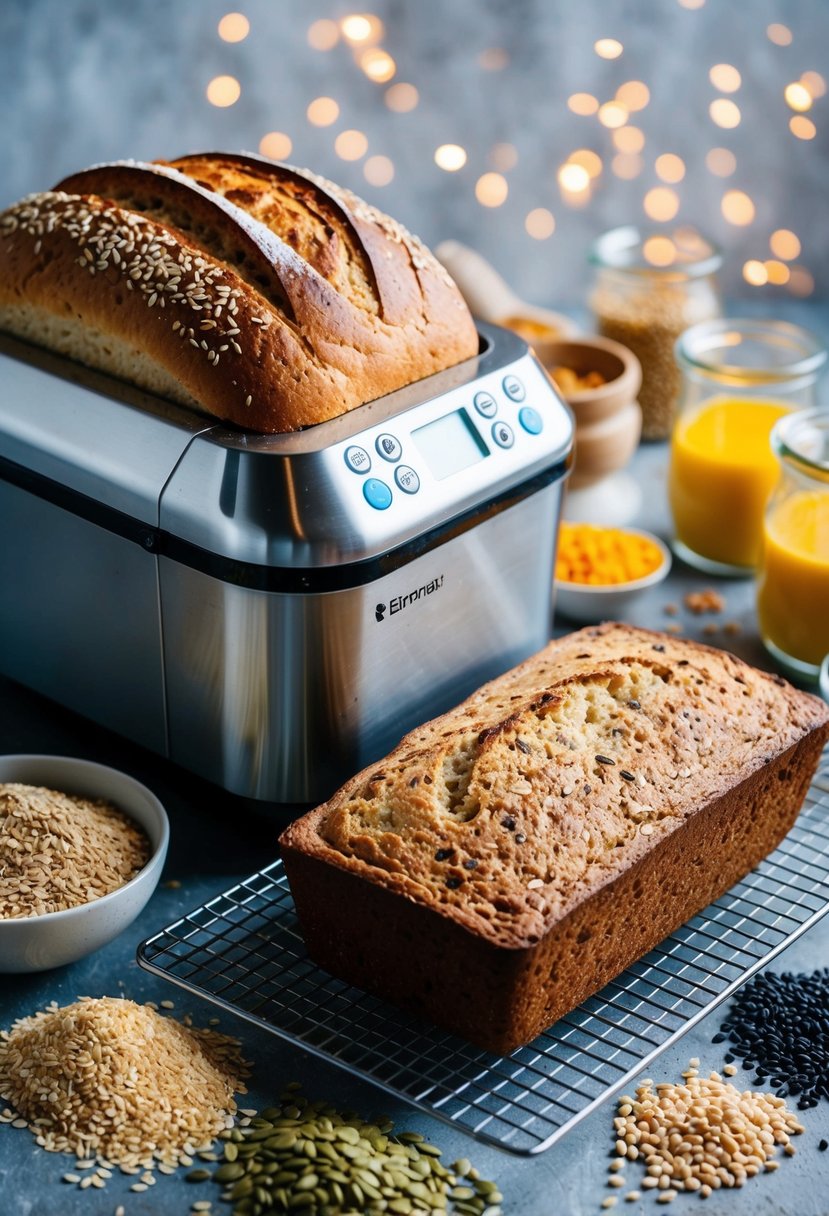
0, 997, 249, 1186
715, 969, 829, 1109
0, 782, 150, 917
604, 1059, 803, 1206
192, 1083, 503, 1215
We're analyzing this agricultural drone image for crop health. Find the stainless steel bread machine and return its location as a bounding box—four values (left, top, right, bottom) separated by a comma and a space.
0, 323, 573, 803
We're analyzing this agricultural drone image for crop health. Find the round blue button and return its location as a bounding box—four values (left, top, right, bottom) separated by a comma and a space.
519, 406, 544, 435
363, 478, 393, 510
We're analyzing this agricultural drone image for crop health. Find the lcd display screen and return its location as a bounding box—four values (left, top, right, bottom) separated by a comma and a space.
411, 408, 489, 480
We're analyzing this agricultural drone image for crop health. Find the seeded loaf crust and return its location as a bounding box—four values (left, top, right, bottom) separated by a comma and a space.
279, 623, 829, 1054
0, 152, 478, 433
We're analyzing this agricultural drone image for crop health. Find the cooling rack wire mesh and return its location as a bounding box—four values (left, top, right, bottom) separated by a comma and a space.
138, 756, 829, 1154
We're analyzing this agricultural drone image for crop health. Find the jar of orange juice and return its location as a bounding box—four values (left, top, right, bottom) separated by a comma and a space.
758, 408, 829, 679
668, 318, 826, 576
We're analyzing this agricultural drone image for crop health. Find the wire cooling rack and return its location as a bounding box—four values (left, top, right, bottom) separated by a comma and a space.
138, 757, 829, 1155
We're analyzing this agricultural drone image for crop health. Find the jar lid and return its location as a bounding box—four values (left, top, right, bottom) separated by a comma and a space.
589, 225, 722, 279
676, 317, 827, 387
772, 407, 829, 483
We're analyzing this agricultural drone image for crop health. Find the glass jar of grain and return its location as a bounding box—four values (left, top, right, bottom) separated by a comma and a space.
589, 226, 722, 440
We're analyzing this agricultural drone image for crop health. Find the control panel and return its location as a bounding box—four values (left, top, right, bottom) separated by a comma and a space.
334, 368, 567, 516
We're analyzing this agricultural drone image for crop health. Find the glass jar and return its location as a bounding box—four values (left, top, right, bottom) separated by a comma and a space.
757, 408, 829, 680
668, 318, 827, 577
589, 225, 722, 440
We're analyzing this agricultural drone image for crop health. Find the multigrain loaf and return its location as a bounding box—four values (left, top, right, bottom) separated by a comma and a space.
279, 623, 829, 1054
0, 152, 478, 432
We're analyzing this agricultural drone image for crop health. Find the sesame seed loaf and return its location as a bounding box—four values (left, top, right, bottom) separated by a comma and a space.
279, 623, 829, 1054
0, 152, 478, 433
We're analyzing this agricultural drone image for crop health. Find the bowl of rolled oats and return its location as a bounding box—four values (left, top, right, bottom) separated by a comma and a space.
0, 754, 169, 971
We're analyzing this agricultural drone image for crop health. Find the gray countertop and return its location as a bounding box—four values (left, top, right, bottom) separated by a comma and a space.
2, 304, 829, 1216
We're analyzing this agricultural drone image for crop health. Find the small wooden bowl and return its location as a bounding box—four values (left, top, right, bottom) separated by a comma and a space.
534, 335, 643, 488
569, 401, 642, 490
534, 334, 642, 425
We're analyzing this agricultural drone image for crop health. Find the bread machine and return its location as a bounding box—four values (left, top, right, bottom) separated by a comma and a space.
0, 323, 573, 803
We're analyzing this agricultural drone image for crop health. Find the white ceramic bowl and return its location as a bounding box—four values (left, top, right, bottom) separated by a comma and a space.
0, 755, 169, 972
554, 529, 672, 624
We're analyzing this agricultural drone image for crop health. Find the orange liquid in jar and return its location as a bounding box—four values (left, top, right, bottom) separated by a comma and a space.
757, 490, 829, 669
669, 397, 791, 569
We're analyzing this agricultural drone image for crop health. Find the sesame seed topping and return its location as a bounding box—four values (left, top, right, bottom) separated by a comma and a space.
3, 191, 249, 369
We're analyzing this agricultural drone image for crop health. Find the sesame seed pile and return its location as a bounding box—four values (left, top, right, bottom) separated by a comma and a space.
603, 1059, 803, 1207
715, 969, 829, 1109
0, 783, 150, 918
0, 997, 249, 1191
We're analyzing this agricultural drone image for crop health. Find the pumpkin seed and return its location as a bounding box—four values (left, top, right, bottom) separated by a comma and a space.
215, 1161, 246, 1183
206, 1086, 502, 1216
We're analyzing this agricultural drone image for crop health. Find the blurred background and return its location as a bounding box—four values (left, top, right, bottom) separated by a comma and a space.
0, 0, 826, 309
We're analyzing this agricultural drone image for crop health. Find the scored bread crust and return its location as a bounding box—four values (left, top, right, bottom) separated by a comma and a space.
279, 623, 829, 1052
0, 153, 478, 433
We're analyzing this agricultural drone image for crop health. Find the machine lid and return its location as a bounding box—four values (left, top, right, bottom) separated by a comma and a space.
0, 335, 211, 527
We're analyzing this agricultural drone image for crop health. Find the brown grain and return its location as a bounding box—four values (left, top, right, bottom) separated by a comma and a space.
610, 1061, 803, 1200
0, 997, 249, 1178
0, 783, 150, 918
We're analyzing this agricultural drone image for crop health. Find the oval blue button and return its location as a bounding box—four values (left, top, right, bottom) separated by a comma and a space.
363, 478, 393, 510
519, 406, 544, 435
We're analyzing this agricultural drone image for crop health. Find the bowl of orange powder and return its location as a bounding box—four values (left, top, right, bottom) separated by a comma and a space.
554, 521, 671, 623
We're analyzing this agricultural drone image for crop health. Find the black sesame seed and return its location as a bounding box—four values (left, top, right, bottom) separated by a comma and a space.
516, 738, 531, 754
463, 858, 478, 870
652, 643, 666, 652
715, 968, 829, 1108
619, 770, 636, 782
502, 816, 516, 830
408, 777, 419, 787
596, 755, 616, 766
445, 876, 462, 890
628, 699, 641, 710
434, 848, 453, 862
819, 1139, 828, 1151
583, 784, 591, 795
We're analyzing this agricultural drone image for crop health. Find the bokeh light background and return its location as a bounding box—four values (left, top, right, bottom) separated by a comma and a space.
1, 0, 826, 307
